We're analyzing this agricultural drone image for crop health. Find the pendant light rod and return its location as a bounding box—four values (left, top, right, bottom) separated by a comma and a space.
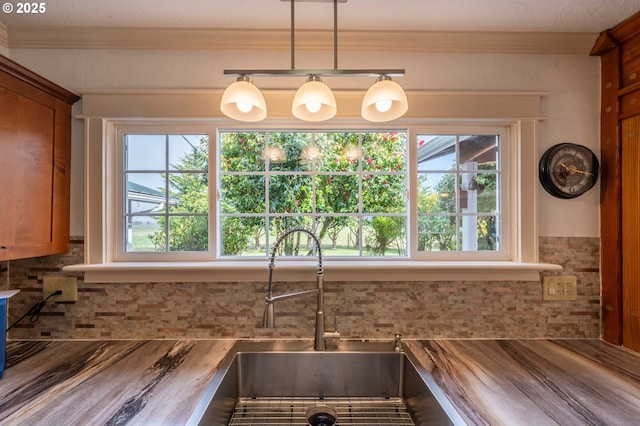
333, 0, 338, 70
224, 69, 404, 77
291, 0, 295, 70
224, 0, 404, 78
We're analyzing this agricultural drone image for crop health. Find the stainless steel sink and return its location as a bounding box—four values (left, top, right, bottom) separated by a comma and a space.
187, 341, 466, 426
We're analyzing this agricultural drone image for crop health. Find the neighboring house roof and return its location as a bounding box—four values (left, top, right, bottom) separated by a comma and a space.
126, 181, 179, 214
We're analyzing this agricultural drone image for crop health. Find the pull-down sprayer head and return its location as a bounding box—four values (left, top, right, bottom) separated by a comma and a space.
261, 227, 323, 329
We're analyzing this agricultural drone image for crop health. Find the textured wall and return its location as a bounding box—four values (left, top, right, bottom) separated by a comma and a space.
2, 236, 600, 340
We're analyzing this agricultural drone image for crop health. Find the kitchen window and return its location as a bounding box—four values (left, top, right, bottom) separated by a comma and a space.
69, 90, 556, 282
123, 133, 209, 254
414, 129, 507, 260
116, 126, 507, 261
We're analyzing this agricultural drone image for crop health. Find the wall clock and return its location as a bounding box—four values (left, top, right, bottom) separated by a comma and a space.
539, 143, 599, 199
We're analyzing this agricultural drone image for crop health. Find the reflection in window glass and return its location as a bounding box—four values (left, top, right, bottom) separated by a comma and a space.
417, 134, 500, 252
124, 134, 209, 252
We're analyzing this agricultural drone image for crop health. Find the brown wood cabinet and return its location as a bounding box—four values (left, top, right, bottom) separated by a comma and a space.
0, 55, 80, 261
592, 11, 640, 351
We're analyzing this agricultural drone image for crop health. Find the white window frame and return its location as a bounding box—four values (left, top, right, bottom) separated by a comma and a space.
410, 126, 510, 261
66, 90, 561, 282
113, 124, 216, 262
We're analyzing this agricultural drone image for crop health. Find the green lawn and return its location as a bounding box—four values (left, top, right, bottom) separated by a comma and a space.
131, 223, 160, 251
130, 223, 405, 256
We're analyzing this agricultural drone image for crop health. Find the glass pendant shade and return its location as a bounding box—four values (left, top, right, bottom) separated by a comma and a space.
220, 76, 267, 122
361, 76, 408, 122
292, 76, 337, 122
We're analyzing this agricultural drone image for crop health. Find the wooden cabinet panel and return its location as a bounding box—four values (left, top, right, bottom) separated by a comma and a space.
621, 32, 640, 88
622, 116, 640, 351
0, 88, 55, 246
621, 88, 640, 118
0, 55, 79, 261
593, 11, 640, 349
598, 46, 623, 344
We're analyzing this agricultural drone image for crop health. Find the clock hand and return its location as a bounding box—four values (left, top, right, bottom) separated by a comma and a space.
575, 169, 594, 176
559, 162, 594, 176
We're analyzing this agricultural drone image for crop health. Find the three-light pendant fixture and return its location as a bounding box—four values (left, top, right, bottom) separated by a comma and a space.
220, 0, 408, 123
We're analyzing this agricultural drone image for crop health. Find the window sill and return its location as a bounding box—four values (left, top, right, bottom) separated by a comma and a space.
63, 260, 561, 283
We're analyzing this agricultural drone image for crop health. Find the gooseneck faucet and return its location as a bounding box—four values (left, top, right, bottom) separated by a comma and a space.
262, 227, 340, 351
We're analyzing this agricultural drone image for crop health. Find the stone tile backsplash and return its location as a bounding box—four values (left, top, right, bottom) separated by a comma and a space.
2, 237, 600, 340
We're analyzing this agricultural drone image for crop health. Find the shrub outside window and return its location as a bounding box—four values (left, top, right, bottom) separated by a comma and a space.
219, 130, 408, 257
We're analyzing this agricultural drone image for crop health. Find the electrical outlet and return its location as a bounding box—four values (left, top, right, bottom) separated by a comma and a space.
542, 276, 577, 301
43, 276, 78, 302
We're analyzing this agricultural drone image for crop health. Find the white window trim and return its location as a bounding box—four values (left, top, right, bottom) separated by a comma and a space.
409, 125, 509, 261
65, 89, 561, 282
113, 124, 217, 262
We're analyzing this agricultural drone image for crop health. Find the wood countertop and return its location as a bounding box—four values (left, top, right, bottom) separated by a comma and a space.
1, 339, 639, 425
1, 340, 235, 425
406, 339, 640, 425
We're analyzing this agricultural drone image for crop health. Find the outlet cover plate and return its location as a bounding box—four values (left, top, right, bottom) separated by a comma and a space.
542, 276, 577, 301
43, 276, 78, 302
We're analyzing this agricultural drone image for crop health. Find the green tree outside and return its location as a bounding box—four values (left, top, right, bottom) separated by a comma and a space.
417, 163, 498, 252
219, 130, 408, 256
149, 136, 209, 252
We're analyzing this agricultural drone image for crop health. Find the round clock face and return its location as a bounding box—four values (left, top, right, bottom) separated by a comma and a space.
539, 143, 599, 199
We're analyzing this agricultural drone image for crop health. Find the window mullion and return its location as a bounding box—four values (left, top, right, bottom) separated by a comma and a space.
358, 132, 364, 256
163, 134, 169, 252
264, 131, 271, 254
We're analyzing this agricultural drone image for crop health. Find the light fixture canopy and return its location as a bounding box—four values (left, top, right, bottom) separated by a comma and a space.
361, 75, 408, 122
292, 75, 337, 121
220, 75, 267, 122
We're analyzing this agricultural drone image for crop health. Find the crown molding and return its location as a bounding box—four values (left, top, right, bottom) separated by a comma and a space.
0, 54, 80, 103
5, 26, 598, 54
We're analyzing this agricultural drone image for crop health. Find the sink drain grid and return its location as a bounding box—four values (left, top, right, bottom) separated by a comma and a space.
229, 397, 415, 425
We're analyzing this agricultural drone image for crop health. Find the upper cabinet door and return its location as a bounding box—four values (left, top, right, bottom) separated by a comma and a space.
0, 55, 79, 261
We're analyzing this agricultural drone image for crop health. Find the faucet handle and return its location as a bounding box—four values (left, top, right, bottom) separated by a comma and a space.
324, 330, 341, 339
322, 315, 340, 341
